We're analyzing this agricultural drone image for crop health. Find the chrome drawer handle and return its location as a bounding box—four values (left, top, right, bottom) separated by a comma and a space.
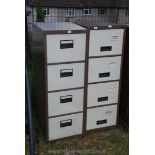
97, 119, 107, 125
98, 96, 108, 102
100, 46, 112, 52
99, 72, 110, 78
60, 119, 72, 128
60, 40, 74, 49
60, 95, 73, 103
60, 69, 73, 78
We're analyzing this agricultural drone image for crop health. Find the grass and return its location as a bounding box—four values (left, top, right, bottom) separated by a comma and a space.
25, 122, 128, 155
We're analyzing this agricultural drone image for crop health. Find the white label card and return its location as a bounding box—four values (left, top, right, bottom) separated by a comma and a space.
109, 62, 117, 68
107, 87, 115, 92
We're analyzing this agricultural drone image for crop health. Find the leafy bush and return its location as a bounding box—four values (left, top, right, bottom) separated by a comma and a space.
36, 0, 44, 22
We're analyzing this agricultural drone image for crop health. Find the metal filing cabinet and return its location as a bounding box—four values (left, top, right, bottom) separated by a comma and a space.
75, 22, 125, 132
32, 22, 87, 141
32, 22, 126, 141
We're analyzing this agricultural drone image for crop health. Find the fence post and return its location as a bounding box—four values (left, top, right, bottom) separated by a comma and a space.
25, 11, 36, 155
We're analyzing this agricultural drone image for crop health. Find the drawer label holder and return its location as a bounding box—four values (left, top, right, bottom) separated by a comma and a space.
60, 119, 72, 128
96, 119, 107, 125
100, 46, 112, 52
60, 40, 74, 49
60, 95, 73, 103
60, 69, 73, 77
99, 72, 110, 78
98, 96, 108, 102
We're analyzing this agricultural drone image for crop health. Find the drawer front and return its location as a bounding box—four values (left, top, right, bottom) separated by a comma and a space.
46, 34, 86, 63
48, 89, 84, 116
48, 113, 83, 140
88, 56, 122, 83
89, 29, 124, 57
86, 105, 117, 130
48, 63, 85, 91
87, 82, 119, 107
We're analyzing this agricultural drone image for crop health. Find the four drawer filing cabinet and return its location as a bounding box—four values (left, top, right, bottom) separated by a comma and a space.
77, 23, 125, 132
32, 22, 126, 141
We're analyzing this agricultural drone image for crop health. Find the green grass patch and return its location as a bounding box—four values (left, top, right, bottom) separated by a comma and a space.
26, 123, 129, 155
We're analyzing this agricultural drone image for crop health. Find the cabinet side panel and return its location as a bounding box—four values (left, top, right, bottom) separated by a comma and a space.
31, 24, 47, 138
119, 26, 129, 127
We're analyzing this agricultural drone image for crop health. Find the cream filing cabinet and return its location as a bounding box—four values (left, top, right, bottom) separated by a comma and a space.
32, 22, 87, 141
32, 22, 126, 141
75, 22, 125, 132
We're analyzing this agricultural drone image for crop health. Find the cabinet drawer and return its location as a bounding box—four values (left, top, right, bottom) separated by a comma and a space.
88, 56, 122, 83
86, 105, 117, 130
48, 113, 83, 140
48, 63, 85, 91
46, 34, 86, 63
87, 81, 119, 107
48, 89, 84, 116
89, 29, 124, 57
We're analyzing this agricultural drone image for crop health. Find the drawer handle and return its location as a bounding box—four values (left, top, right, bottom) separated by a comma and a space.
60, 95, 73, 103
99, 72, 110, 78
60, 69, 73, 77
100, 46, 112, 52
97, 119, 107, 125
60, 40, 74, 49
98, 96, 108, 102
60, 119, 72, 128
